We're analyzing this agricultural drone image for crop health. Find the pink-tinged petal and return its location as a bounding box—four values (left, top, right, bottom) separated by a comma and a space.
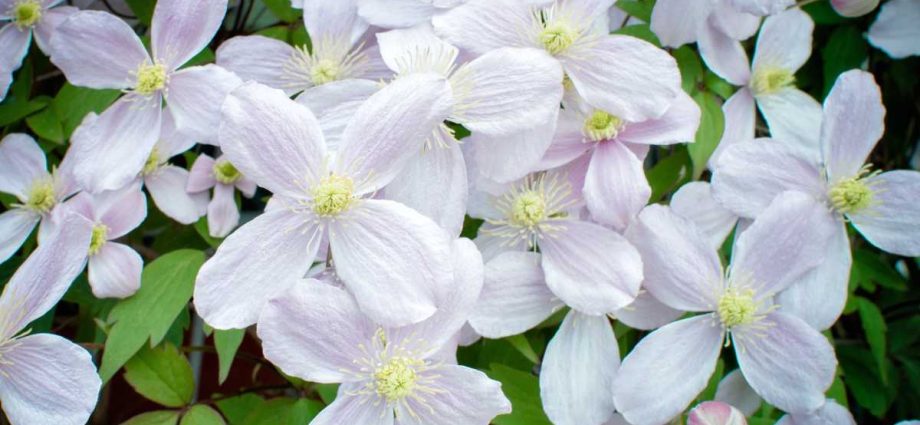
32, 5, 77, 53
777, 399, 856, 425
583, 140, 650, 231
219, 82, 326, 199
312, 389, 393, 425
157, 112, 196, 156
302, 0, 367, 44
50, 11, 149, 89
0, 210, 39, 264
561, 35, 681, 122
258, 281, 377, 383
385, 143, 467, 236
235, 176, 257, 198
731, 191, 835, 297
0, 210, 91, 338
709, 88, 756, 168
821, 70, 886, 181
711, 138, 824, 218
626, 205, 723, 312
97, 184, 146, 238
334, 73, 453, 194
614, 290, 683, 331
207, 183, 239, 238
777, 222, 850, 330
0, 334, 100, 425
756, 87, 823, 160
699, 22, 751, 86
88, 242, 142, 298
868, 0, 920, 59
618, 91, 701, 146
469, 251, 562, 338
70, 95, 163, 193
167, 65, 242, 145
730, 0, 794, 16
186, 154, 217, 193
329, 199, 452, 327
671, 181, 738, 249
359, 0, 437, 29
151, 0, 228, 70
541, 311, 618, 425
194, 208, 322, 329
452, 47, 563, 135
431, 0, 535, 55
709, 0, 761, 41
751, 8, 814, 74
0, 23, 31, 101
0, 133, 48, 199
145, 165, 207, 225
295, 79, 379, 150
539, 110, 592, 170
613, 315, 725, 425
688, 401, 748, 425
831, 0, 880, 17
649, 0, 714, 47
734, 312, 836, 414
397, 365, 510, 425
471, 115, 559, 183
849, 170, 920, 256
215, 35, 299, 95
541, 220, 643, 315
715, 369, 762, 417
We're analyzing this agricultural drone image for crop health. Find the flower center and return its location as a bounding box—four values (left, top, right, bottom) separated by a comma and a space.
583, 110, 623, 141
213, 160, 241, 184
829, 176, 873, 215
135, 63, 167, 95
374, 357, 424, 402
24, 180, 56, 214
12, 0, 42, 29
511, 191, 547, 227
88, 224, 109, 256
310, 59, 341, 85
310, 174, 355, 217
750, 67, 795, 96
540, 21, 579, 55
717, 288, 758, 328
142, 148, 161, 176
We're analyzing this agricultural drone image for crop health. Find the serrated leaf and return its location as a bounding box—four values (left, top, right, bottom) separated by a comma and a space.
125, 343, 195, 407
122, 410, 181, 425
100, 250, 205, 382
488, 364, 552, 425
181, 405, 226, 425
822, 26, 868, 98
214, 328, 245, 384
688, 91, 725, 177
856, 297, 888, 384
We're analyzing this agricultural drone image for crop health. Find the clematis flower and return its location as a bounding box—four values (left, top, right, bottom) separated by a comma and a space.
670, 181, 738, 249
712, 70, 920, 330
776, 399, 856, 425
714, 369, 762, 417
358, 0, 467, 29
688, 402, 748, 425
187, 154, 257, 238
50, 0, 241, 193
0, 133, 78, 263
216, 0, 387, 97
730, 0, 793, 15
0, 209, 101, 425
0, 0, 76, 101
194, 74, 455, 330
867, 0, 920, 59
705, 8, 823, 164
257, 238, 512, 425
650, 0, 760, 49
614, 191, 838, 425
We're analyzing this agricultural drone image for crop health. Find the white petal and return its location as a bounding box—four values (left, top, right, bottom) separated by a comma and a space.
470, 115, 558, 183
756, 87, 823, 160
649, 0, 714, 47
151, 0, 228, 70
295, 79, 380, 150
88, 242, 142, 299
709, 0, 762, 41
312, 390, 392, 425
400, 365, 511, 425
359, 0, 437, 29
385, 143, 467, 236
618, 91, 702, 146
0, 133, 47, 199
302, 0, 367, 44
614, 290, 684, 331
715, 369, 762, 417
0, 210, 39, 264
868, 0, 920, 59
431, 0, 535, 55
145, 165, 207, 225
583, 140, 650, 231
0, 24, 31, 101
698, 22, 751, 86
215, 35, 299, 95
731, 0, 794, 16
709, 88, 756, 168
849, 170, 920, 256
777, 399, 856, 425
186, 154, 217, 193
688, 401, 749, 425
671, 181, 738, 249
613, 315, 724, 425
751, 8, 814, 73
541, 311, 619, 425
96, 183, 147, 238
820, 70, 885, 181
31, 5, 77, 53
376, 24, 456, 74
166, 65, 242, 145
207, 183, 240, 238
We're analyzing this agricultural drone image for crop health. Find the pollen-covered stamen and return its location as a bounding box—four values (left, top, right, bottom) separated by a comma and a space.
213, 159, 242, 185
310, 174, 355, 217
141, 148, 162, 176
24, 180, 56, 214
485, 173, 576, 248
539, 20, 579, 55
134, 62, 168, 96
750, 67, 795, 96
828, 166, 879, 215
88, 224, 109, 256
374, 357, 425, 402
511, 192, 546, 227
310, 59, 341, 85
583, 110, 623, 142
717, 288, 758, 328
11, 0, 42, 29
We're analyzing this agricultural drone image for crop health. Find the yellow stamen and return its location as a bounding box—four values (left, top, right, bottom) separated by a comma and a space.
718, 288, 758, 328
310, 174, 355, 217
12, 0, 42, 29
310, 59, 341, 85
374, 357, 425, 402
583, 110, 623, 141
750, 67, 795, 96
539, 21, 579, 55
212, 160, 242, 184
511, 191, 547, 228
24, 180, 55, 214
829, 169, 876, 215
141, 148, 161, 176
135, 63, 167, 95
88, 224, 109, 256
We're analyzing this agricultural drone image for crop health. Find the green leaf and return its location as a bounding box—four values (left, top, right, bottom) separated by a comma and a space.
194, 217, 223, 248
214, 328, 245, 384
52, 83, 121, 139
615, 0, 654, 22
647, 147, 690, 202
852, 249, 908, 291
25, 106, 64, 143
488, 364, 552, 425
263, 0, 300, 24
856, 297, 888, 384
241, 398, 323, 425
612, 24, 661, 47
254, 25, 291, 43
122, 410, 181, 425
181, 405, 226, 425
838, 345, 892, 417
688, 91, 725, 178
827, 374, 849, 408
673, 46, 704, 94
821, 26, 868, 98
803, 1, 850, 25
703, 72, 734, 100
505, 334, 540, 364
100, 250, 205, 382
315, 383, 339, 404
124, 343, 195, 407
124, 0, 155, 25
216, 393, 264, 425
0, 97, 49, 127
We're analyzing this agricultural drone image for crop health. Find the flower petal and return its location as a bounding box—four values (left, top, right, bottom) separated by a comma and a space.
376, 24, 456, 74
583, 140, 650, 231
730, 0, 794, 16
751, 8, 814, 74
431, 0, 535, 55
194, 208, 322, 329
0, 210, 39, 264
688, 401, 748, 425
614, 290, 684, 331
88, 242, 142, 299
31, 5, 77, 53
186, 154, 217, 193
97, 184, 147, 238
613, 315, 724, 425
849, 170, 920, 256
302, 0, 367, 44
0, 334, 100, 425
709, 88, 755, 168
618, 91, 701, 146
399, 365, 511, 425
295, 79, 379, 151
820, 70, 885, 181
671, 181, 738, 249
215, 35, 299, 95
470, 116, 558, 183
867, 0, 920, 59
777, 399, 856, 425
166, 65, 242, 145
541, 219, 643, 315
145, 165, 207, 225
385, 143, 467, 237
541, 311, 619, 425
698, 22, 751, 86
0, 24, 31, 101
151, 0, 228, 70
207, 183, 240, 238
0, 133, 47, 199
709, 1, 762, 41
649, 0, 713, 47
715, 369, 762, 417
756, 87, 823, 159
312, 389, 393, 425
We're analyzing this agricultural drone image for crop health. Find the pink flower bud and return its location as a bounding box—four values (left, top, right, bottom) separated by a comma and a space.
831, 0, 880, 17
688, 401, 748, 425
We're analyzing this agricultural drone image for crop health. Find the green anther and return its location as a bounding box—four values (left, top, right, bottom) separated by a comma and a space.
142, 148, 161, 176
511, 191, 546, 227
310, 59, 340, 85
539, 21, 579, 55
213, 160, 242, 184
374, 357, 422, 402
135, 63, 167, 95
751, 67, 795, 96
12, 0, 42, 29
24, 180, 56, 214
718, 289, 758, 328
583, 110, 623, 141
88, 224, 109, 256
829, 177, 873, 214
311, 174, 355, 216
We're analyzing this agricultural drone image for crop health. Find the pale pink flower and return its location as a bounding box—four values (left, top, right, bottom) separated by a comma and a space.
730, 0, 794, 15
650, 0, 760, 48
776, 399, 856, 425
868, 0, 920, 59
688, 401, 748, 425
714, 369, 762, 417
831, 0, 879, 17
187, 154, 257, 238
359, 0, 467, 29
0, 0, 77, 101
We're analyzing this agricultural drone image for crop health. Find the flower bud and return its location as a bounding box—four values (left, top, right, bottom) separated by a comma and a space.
831, 0, 880, 17
688, 401, 748, 425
